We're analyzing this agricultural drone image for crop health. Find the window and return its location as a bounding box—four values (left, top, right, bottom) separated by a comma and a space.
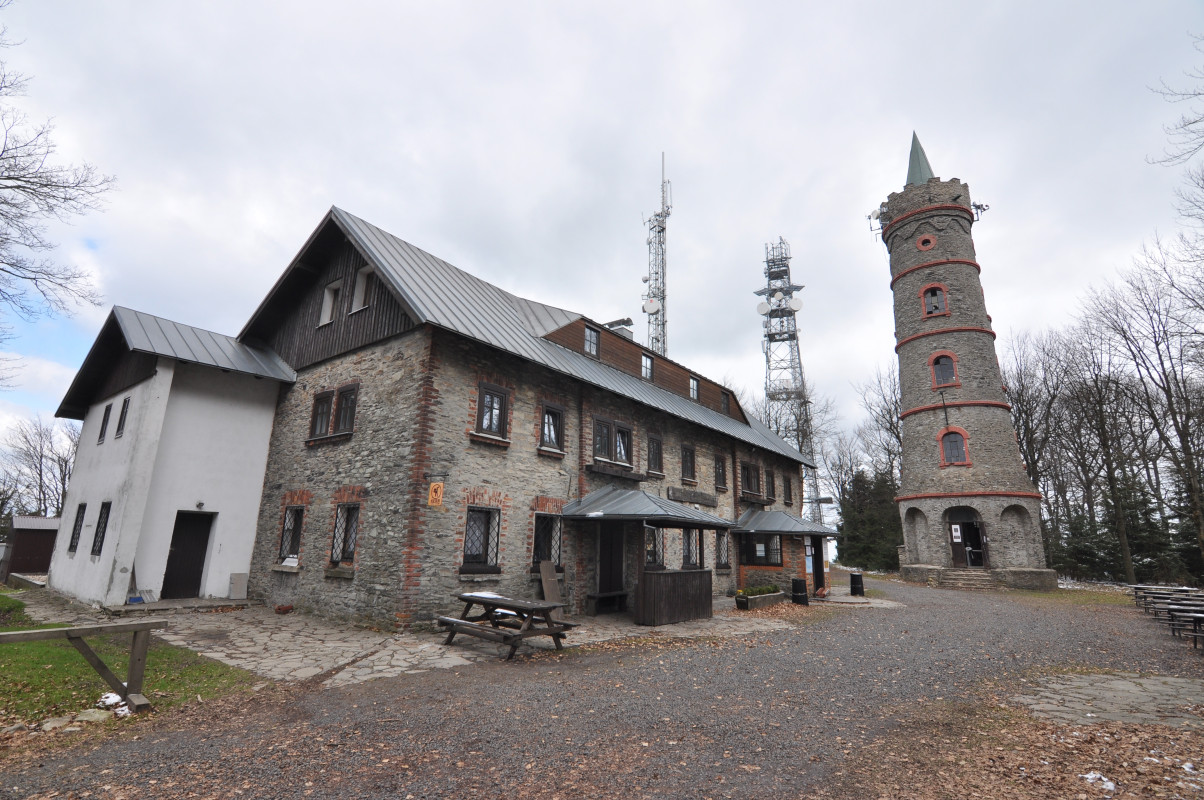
931, 353, 958, 388
739, 533, 782, 566
310, 392, 334, 438
614, 426, 631, 464
740, 462, 761, 494
333, 385, 358, 434
90, 501, 111, 556
351, 266, 375, 311
641, 353, 654, 380
533, 514, 562, 568
67, 503, 86, 552
682, 529, 702, 568
766, 470, 776, 501
689, 376, 700, 401
594, 419, 612, 459
97, 404, 112, 443
463, 507, 500, 571
320, 279, 343, 325
715, 531, 730, 568
722, 392, 730, 414
477, 385, 508, 437
922, 286, 948, 316
715, 456, 727, 489
783, 478, 793, 505
584, 326, 600, 357
644, 525, 664, 569
941, 431, 969, 465
278, 506, 304, 563
681, 445, 696, 481
115, 397, 130, 438
330, 503, 359, 564
540, 406, 564, 450
647, 436, 663, 473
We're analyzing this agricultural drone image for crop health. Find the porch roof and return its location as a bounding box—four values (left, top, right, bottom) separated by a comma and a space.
562, 485, 732, 529
732, 509, 839, 537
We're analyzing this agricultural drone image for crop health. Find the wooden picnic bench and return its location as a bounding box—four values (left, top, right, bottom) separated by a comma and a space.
0, 618, 168, 711
436, 592, 577, 660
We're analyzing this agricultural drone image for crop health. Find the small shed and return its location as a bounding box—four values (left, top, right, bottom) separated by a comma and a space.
2, 515, 61, 581
732, 509, 838, 595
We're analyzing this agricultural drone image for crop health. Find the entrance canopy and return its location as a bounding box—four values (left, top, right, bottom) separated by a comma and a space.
732, 509, 839, 537
562, 485, 731, 529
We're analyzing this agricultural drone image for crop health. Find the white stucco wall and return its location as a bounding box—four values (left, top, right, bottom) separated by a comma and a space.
49, 359, 280, 606
136, 362, 278, 601
49, 360, 174, 605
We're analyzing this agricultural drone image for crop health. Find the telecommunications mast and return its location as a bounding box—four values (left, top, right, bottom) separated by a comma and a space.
755, 238, 824, 523
642, 154, 671, 356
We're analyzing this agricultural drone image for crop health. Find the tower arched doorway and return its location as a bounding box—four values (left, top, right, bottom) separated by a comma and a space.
946, 506, 988, 568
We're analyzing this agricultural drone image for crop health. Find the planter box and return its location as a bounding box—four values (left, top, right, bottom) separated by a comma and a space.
735, 591, 786, 611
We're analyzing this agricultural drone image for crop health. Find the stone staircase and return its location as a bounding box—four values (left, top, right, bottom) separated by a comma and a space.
938, 569, 999, 591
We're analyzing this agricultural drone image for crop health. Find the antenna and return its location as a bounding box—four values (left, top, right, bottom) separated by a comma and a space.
755, 237, 824, 524
642, 153, 671, 356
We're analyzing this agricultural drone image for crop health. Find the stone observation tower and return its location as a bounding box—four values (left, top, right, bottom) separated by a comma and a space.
878, 134, 1055, 591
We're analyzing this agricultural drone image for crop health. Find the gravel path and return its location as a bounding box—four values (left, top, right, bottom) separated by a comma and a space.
3, 576, 1201, 799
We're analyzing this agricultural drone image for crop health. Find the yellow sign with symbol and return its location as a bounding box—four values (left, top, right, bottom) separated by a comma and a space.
428, 482, 444, 507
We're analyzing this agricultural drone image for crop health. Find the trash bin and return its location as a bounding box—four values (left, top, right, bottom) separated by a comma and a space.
791, 577, 809, 605
850, 572, 865, 596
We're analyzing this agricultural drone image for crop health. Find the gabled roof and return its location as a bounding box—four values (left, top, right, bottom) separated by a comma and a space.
562, 485, 732, 529
732, 508, 839, 536
57, 307, 296, 419
242, 207, 809, 465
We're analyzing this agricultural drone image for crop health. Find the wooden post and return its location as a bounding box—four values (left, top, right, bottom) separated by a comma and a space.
126, 629, 152, 711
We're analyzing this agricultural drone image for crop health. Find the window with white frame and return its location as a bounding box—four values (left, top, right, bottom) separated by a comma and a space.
320, 279, 343, 325
351, 266, 375, 311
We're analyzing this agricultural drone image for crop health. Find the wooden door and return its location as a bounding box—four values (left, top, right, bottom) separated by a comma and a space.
598, 527, 624, 594
161, 512, 213, 599
949, 523, 968, 568
809, 535, 825, 589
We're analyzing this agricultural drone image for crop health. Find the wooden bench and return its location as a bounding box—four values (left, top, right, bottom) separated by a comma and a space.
586, 590, 628, 615
0, 618, 168, 711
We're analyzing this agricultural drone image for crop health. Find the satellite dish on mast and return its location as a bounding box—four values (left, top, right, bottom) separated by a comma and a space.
642, 299, 662, 314
773, 291, 784, 301
756, 301, 771, 316
789, 297, 803, 311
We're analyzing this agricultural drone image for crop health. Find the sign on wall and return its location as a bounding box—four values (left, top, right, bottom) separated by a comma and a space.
428, 482, 444, 507
951, 523, 962, 543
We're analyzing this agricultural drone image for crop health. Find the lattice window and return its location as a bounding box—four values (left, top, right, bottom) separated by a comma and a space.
648, 437, 663, 473
740, 533, 782, 566
279, 506, 304, 562
97, 404, 112, 444
464, 507, 500, 568
115, 397, 131, 438
715, 531, 730, 568
67, 503, 86, 552
90, 501, 112, 556
533, 514, 562, 567
682, 529, 701, 568
330, 504, 359, 564
644, 525, 663, 567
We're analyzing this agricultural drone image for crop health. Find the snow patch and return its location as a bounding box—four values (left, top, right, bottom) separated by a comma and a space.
1080, 771, 1116, 792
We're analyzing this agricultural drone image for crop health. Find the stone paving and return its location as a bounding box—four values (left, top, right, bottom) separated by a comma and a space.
1012, 672, 1204, 728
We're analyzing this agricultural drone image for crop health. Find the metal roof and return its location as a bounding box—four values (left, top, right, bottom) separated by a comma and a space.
906, 132, 935, 187
562, 485, 733, 529
113, 307, 296, 382
327, 208, 809, 465
732, 508, 839, 536
11, 515, 60, 531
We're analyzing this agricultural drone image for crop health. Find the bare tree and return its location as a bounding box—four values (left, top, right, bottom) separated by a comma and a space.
855, 364, 902, 481
5, 415, 78, 516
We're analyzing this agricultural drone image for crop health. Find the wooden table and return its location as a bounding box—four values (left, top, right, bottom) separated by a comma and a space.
435, 592, 576, 660
1169, 610, 1204, 649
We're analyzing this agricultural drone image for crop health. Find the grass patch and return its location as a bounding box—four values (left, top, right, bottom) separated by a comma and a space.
0, 596, 261, 724
1010, 588, 1131, 607
864, 587, 888, 600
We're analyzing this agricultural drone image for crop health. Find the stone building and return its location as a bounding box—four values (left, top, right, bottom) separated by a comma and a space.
879, 135, 1055, 591
242, 207, 830, 627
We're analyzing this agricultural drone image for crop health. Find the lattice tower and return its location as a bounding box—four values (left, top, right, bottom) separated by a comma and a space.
643, 155, 672, 356
756, 238, 823, 522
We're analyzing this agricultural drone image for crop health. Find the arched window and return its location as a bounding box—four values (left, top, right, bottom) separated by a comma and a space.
937, 426, 971, 467
921, 285, 948, 316
930, 351, 959, 388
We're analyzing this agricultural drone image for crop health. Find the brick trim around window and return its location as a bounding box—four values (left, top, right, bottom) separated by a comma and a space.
937, 425, 972, 467
929, 350, 961, 390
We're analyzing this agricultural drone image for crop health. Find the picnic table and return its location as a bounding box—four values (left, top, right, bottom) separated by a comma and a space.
1168, 610, 1204, 649
435, 591, 577, 660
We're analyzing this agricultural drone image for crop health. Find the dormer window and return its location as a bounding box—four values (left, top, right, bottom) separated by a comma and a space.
689, 376, 699, 401
351, 267, 375, 311
320, 279, 343, 325
584, 326, 600, 357
641, 353, 654, 380
921, 285, 948, 316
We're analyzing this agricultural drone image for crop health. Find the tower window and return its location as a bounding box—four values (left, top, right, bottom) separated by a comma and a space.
916, 234, 937, 251
930, 352, 960, 388
939, 428, 971, 467
921, 285, 948, 316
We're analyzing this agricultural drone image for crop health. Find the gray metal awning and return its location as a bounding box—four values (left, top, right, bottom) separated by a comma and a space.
732, 509, 839, 537
562, 486, 732, 529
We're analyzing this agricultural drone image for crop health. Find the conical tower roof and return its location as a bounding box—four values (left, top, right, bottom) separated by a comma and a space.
905, 132, 934, 187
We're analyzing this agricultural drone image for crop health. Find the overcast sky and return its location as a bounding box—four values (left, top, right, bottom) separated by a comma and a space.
1, 1, 1202, 443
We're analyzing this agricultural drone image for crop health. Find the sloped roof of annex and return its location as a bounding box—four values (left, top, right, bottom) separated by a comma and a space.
57, 306, 297, 419
239, 206, 810, 466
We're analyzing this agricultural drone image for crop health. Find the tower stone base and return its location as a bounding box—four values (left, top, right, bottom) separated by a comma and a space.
900, 564, 1057, 591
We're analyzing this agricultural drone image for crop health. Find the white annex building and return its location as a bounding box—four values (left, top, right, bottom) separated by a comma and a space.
48, 307, 295, 607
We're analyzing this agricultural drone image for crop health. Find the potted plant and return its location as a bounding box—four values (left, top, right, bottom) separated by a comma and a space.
734, 584, 785, 610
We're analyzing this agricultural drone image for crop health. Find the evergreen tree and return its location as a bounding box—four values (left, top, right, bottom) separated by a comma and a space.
836, 469, 903, 571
